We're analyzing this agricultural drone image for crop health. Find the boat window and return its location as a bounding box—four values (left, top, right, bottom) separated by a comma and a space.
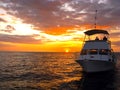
99, 49, 108, 55
80, 49, 88, 55
89, 49, 98, 55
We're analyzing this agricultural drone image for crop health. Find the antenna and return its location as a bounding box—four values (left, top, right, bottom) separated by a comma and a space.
94, 10, 97, 29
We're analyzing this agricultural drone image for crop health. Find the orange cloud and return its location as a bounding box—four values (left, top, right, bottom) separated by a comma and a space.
43, 26, 75, 35
43, 24, 110, 35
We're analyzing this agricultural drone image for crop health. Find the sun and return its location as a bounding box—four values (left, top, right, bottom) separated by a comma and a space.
65, 48, 70, 53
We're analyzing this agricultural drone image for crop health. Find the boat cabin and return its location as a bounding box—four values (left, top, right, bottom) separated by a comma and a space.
80, 29, 115, 62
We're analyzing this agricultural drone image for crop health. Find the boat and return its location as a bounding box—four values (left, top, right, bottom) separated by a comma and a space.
76, 29, 117, 73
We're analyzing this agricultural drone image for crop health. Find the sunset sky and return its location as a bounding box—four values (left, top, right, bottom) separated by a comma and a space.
0, 0, 120, 52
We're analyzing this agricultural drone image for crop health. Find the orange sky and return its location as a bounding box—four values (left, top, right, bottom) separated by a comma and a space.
0, 0, 120, 52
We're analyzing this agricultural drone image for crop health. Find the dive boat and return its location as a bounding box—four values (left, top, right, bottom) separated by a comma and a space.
76, 29, 117, 73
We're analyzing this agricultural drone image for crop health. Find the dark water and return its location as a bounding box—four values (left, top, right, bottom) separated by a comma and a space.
0, 52, 120, 90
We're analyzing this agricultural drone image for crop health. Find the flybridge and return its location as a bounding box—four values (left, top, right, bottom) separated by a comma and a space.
83, 29, 109, 41
84, 29, 109, 36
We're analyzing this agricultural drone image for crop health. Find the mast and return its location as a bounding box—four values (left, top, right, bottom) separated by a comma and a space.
94, 10, 97, 29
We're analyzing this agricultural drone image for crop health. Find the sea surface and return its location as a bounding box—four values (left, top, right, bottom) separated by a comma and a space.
0, 52, 120, 90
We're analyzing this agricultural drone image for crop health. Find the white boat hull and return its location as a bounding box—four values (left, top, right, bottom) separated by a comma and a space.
76, 60, 115, 73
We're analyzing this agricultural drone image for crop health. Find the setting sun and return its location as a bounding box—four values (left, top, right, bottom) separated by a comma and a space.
65, 48, 70, 53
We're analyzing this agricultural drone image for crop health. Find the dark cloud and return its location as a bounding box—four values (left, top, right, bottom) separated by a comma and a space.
0, 25, 15, 33
4, 25, 15, 33
1, 0, 63, 29
0, 34, 42, 44
0, 18, 6, 22
1, 0, 120, 30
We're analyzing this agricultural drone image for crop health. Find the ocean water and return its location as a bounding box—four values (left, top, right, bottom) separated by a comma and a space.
0, 52, 120, 90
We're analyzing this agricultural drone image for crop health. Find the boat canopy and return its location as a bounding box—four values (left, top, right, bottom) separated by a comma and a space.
84, 29, 109, 36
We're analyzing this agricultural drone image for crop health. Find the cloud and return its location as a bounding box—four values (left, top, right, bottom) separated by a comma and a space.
0, 0, 120, 46
0, 0, 120, 33
113, 42, 120, 47
1, 0, 62, 29
0, 34, 42, 44
0, 43, 14, 47
0, 25, 15, 33
0, 18, 6, 22
60, 2, 76, 12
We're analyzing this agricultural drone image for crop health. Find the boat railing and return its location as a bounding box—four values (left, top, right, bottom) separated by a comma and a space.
85, 39, 111, 43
